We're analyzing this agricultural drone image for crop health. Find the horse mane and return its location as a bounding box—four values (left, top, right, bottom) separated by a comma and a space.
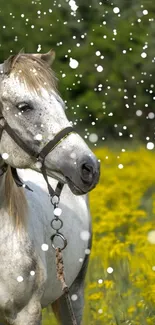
5, 164, 28, 230
2, 53, 59, 229
9, 53, 58, 94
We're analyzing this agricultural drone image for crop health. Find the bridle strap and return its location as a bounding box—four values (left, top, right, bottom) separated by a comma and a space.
4, 122, 39, 158
41, 162, 64, 202
39, 126, 74, 160
0, 121, 74, 200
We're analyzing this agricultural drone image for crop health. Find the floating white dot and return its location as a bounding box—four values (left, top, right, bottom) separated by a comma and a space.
34, 134, 42, 141
70, 152, 77, 159
146, 142, 154, 150
113, 7, 120, 14
79, 258, 83, 263
107, 267, 113, 274
141, 52, 147, 58
71, 294, 78, 301
54, 207, 62, 217
147, 230, 155, 244
69, 0, 78, 12
118, 164, 124, 169
17, 276, 23, 282
35, 161, 42, 169
69, 58, 79, 69
80, 230, 90, 241
89, 133, 98, 143
98, 279, 103, 284
98, 309, 103, 314
2, 153, 9, 160
136, 110, 142, 116
148, 112, 154, 119
143, 9, 148, 15
96, 51, 101, 56
30, 270, 35, 276
97, 65, 103, 72
41, 244, 49, 251
85, 248, 91, 255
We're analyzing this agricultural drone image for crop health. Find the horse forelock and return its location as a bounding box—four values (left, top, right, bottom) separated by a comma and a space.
8, 54, 58, 94
5, 166, 28, 230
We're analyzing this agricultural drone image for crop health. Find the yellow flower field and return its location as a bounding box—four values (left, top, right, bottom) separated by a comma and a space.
43, 147, 155, 325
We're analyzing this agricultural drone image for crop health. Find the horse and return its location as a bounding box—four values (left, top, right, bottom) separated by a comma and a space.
0, 50, 100, 325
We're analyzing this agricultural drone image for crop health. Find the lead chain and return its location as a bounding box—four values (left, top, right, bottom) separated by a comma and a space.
50, 200, 67, 251
50, 198, 78, 325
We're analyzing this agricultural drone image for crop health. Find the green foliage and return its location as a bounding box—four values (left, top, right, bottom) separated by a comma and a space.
0, 0, 154, 140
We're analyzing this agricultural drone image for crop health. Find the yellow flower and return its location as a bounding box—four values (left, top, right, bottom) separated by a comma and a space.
127, 306, 136, 314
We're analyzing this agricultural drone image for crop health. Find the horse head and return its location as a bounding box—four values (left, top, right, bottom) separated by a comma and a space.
0, 50, 100, 195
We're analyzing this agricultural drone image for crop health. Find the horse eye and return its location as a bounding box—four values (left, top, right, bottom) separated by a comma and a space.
16, 103, 33, 112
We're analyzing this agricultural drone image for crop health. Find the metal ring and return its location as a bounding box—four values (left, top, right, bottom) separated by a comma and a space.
51, 218, 63, 231
51, 195, 60, 206
50, 233, 67, 251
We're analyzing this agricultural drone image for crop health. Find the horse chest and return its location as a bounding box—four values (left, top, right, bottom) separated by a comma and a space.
0, 224, 46, 311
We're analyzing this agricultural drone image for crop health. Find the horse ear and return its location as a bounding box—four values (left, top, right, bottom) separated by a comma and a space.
2, 49, 25, 75
32, 50, 56, 66
2, 55, 15, 75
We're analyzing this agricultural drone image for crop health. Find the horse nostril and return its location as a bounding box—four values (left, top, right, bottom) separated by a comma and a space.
81, 163, 94, 184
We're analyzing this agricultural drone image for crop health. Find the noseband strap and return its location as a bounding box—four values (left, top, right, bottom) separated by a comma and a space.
0, 120, 74, 201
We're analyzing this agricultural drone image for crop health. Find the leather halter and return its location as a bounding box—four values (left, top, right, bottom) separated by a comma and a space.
0, 120, 74, 201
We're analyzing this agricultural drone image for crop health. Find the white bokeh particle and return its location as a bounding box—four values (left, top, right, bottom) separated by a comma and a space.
141, 52, 147, 58
118, 164, 124, 169
148, 112, 154, 119
146, 142, 154, 150
89, 133, 98, 143
69, 0, 78, 12
69, 58, 79, 69
35, 161, 42, 169
80, 230, 90, 241
147, 230, 155, 244
79, 258, 83, 263
54, 207, 62, 217
71, 294, 78, 301
34, 134, 42, 141
113, 7, 120, 14
17, 276, 24, 282
96, 51, 101, 56
85, 248, 91, 255
143, 9, 148, 15
97, 65, 103, 72
41, 244, 49, 251
107, 267, 114, 274
136, 110, 142, 116
2, 153, 9, 160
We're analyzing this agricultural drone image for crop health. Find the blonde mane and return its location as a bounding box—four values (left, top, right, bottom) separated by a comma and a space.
3, 54, 58, 230
5, 166, 28, 229
9, 53, 58, 94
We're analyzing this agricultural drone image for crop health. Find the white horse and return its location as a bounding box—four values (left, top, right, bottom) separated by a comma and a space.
0, 50, 100, 325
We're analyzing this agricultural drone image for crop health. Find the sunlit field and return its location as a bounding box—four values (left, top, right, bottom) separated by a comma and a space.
43, 146, 155, 325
